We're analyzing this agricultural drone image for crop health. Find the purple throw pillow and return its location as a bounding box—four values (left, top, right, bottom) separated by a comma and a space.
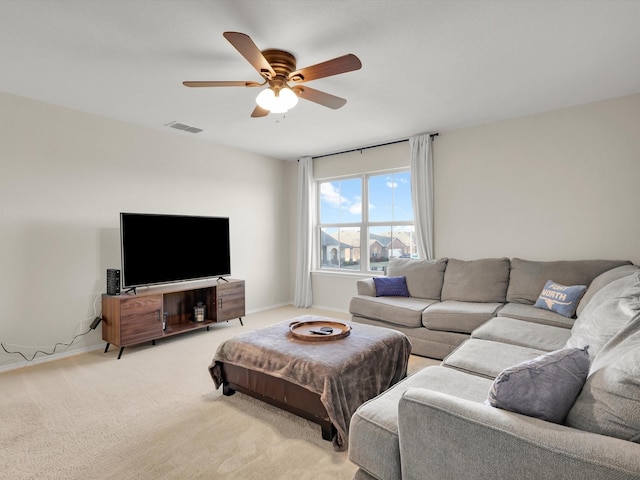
374, 276, 410, 297
486, 347, 590, 423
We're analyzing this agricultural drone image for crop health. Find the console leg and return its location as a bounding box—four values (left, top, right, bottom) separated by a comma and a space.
104, 343, 110, 353
152, 339, 156, 345
239, 317, 244, 326
117, 347, 125, 360
223, 383, 236, 396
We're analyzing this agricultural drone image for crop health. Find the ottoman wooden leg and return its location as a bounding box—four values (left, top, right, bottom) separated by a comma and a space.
321, 422, 336, 441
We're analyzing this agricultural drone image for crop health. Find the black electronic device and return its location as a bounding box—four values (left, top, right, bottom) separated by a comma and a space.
120, 213, 231, 289
90, 316, 102, 329
107, 268, 120, 296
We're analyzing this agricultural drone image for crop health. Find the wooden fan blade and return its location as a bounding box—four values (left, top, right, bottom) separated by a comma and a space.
251, 105, 270, 118
223, 32, 276, 80
292, 86, 347, 109
289, 54, 362, 83
183, 81, 262, 88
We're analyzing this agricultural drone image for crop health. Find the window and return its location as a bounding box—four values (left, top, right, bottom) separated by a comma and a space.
318, 170, 415, 272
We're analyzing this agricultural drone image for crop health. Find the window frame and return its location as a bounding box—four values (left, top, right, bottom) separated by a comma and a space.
316, 168, 414, 274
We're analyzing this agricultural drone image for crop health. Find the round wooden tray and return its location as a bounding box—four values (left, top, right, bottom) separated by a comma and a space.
289, 319, 351, 342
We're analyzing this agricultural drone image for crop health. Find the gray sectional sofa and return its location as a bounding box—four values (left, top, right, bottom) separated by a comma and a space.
348, 260, 640, 480
350, 257, 632, 359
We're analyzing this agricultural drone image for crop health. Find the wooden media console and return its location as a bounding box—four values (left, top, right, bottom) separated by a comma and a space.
101, 278, 244, 359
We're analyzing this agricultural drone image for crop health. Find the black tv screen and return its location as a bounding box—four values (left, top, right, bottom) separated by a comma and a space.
120, 213, 231, 288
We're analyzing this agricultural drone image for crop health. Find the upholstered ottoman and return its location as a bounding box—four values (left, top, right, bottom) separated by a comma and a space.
209, 315, 411, 450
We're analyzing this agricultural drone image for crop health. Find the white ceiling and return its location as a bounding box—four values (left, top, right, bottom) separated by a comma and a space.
1, 0, 639, 161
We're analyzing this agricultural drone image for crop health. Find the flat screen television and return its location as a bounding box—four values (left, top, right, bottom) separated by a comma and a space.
120, 212, 230, 289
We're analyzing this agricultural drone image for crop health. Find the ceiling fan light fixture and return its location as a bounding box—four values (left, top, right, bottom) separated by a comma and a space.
185, 32, 360, 117
256, 86, 298, 113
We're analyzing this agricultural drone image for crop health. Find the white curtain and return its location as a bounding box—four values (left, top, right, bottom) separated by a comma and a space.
293, 156, 315, 308
409, 134, 434, 260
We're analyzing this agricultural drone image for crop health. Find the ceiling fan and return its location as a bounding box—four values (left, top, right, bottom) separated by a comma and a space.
183, 32, 362, 117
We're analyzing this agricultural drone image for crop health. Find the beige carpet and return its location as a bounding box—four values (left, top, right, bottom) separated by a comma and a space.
0, 305, 435, 480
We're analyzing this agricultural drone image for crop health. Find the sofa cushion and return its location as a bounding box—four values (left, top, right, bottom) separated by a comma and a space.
349, 295, 436, 328
373, 276, 410, 297
506, 258, 631, 305
351, 314, 469, 360
487, 347, 590, 423
576, 269, 640, 317
533, 280, 586, 318
356, 278, 376, 296
565, 272, 640, 357
387, 257, 447, 300
576, 264, 640, 316
497, 303, 575, 328
422, 300, 502, 334
566, 312, 640, 442
441, 257, 510, 303
349, 366, 492, 480
442, 339, 547, 379
472, 316, 571, 351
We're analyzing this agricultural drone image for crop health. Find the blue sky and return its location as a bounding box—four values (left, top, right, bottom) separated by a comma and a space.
320, 172, 413, 224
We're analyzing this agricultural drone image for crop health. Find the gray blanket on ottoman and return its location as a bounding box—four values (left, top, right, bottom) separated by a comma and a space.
209, 316, 411, 450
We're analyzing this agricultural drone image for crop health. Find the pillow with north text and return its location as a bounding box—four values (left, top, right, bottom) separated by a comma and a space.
534, 280, 586, 317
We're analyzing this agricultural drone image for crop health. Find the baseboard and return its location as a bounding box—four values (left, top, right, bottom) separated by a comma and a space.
308, 304, 350, 315
245, 302, 291, 315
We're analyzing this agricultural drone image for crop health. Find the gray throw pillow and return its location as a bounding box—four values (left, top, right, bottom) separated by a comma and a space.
487, 347, 590, 424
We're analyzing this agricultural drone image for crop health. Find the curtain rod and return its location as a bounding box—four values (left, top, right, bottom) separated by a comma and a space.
311, 133, 438, 160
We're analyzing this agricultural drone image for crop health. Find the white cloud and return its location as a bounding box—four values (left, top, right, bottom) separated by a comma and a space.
349, 203, 362, 215
321, 181, 362, 219
386, 181, 398, 188
320, 182, 349, 208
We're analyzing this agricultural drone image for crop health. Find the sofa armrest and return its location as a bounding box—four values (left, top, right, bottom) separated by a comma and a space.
398, 388, 640, 480
356, 278, 376, 296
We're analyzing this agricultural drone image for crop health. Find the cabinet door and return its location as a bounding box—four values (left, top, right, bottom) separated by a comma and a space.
217, 281, 245, 322
119, 296, 163, 345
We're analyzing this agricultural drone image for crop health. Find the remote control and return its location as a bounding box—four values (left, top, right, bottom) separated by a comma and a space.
309, 329, 332, 335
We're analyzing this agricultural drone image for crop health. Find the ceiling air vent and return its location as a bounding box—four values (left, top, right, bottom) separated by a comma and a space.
165, 121, 203, 134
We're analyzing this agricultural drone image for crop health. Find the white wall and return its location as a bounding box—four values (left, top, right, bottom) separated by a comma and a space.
293, 94, 640, 312
0, 92, 291, 370
434, 94, 640, 263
